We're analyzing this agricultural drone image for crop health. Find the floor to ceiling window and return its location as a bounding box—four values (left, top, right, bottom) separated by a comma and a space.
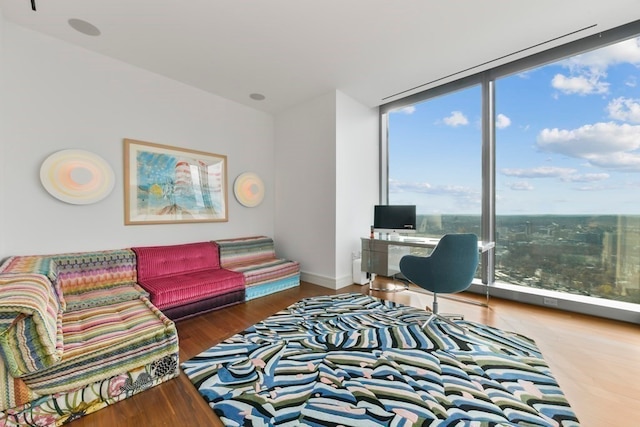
380, 21, 640, 319
388, 85, 482, 238
495, 37, 640, 304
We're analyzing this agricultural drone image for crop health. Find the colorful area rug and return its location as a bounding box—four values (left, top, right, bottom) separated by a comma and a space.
181, 293, 579, 426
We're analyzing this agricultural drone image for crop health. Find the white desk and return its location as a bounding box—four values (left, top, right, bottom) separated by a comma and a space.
361, 236, 495, 292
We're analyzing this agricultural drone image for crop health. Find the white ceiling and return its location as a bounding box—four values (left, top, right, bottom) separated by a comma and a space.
1, 0, 639, 114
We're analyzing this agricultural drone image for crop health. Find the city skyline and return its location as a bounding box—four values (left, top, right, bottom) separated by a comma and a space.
388, 36, 640, 215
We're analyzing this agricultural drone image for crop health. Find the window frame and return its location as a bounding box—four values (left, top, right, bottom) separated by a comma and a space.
379, 19, 640, 323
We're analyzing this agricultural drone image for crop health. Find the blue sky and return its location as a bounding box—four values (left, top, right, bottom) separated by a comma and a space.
388, 36, 640, 215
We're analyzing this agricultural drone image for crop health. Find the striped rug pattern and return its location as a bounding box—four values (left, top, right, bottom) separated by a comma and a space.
182, 293, 579, 426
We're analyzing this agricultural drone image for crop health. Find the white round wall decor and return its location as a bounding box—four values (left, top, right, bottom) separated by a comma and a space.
40, 149, 115, 205
233, 172, 265, 207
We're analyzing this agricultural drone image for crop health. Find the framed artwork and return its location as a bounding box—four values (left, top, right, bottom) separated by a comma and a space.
124, 138, 228, 225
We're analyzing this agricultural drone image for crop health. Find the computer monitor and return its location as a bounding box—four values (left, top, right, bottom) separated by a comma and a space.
373, 205, 416, 234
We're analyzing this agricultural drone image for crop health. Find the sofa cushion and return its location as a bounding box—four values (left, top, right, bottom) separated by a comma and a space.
216, 236, 276, 268
0, 274, 64, 377
226, 258, 300, 286
0, 256, 64, 310
53, 249, 137, 295
63, 283, 149, 312
133, 242, 220, 280
22, 296, 178, 395
0, 257, 58, 284
136, 269, 245, 310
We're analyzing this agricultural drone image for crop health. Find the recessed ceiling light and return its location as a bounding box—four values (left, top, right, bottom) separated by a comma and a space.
68, 18, 101, 36
249, 93, 266, 101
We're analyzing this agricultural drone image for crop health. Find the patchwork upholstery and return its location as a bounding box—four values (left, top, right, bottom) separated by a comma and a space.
215, 236, 300, 300
0, 257, 58, 283
0, 274, 64, 377
0, 257, 64, 310
1, 353, 178, 427
63, 283, 149, 312
216, 236, 276, 267
132, 242, 245, 319
0, 250, 179, 426
0, 237, 298, 424
52, 249, 137, 296
22, 297, 177, 395
244, 275, 300, 301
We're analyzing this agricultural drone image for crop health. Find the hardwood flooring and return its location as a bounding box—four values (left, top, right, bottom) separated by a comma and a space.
71, 280, 640, 427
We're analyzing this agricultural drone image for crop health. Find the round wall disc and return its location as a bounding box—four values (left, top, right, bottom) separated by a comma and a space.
233, 172, 265, 207
40, 149, 115, 205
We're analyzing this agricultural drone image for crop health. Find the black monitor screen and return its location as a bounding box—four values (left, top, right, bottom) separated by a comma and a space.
373, 205, 416, 232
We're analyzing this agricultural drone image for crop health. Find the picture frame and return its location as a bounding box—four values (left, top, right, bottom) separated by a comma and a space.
124, 138, 228, 225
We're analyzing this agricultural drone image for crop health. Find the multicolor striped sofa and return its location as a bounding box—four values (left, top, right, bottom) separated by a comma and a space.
0, 237, 298, 426
215, 236, 300, 301
0, 249, 179, 427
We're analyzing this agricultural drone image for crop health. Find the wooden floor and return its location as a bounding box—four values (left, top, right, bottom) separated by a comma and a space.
71, 280, 640, 427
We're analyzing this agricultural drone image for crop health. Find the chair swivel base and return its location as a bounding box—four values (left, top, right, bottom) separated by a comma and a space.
423, 312, 467, 334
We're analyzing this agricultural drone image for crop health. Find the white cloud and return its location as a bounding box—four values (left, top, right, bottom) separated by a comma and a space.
392, 105, 416, 115
536, 122, 640, 172
607, 97, 640, 123
443, 111, 468, 127
508, 181, 534, 191
501, 166, 576, 178
389, 179, 431, 193
563, 37, 640, 70
551, 73, 609, 95
561, 173, 610, 182
496, 113, 511, 129
389, 179, 480, 207
501, 167, 611, 184
551, 37, 640, 97
575, 184, 607, 191
587, 152, 640, 170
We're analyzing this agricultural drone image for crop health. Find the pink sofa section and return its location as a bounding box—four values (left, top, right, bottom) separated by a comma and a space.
132, 242, 245, 320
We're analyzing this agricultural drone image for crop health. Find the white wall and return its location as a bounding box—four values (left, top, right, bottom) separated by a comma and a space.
335, 91, 379, 288
0, 22, 275, 257
275, 91, 378, 289
275, 92, 337, 287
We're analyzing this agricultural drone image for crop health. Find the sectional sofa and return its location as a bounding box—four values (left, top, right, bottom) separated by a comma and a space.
0, 236, 299, 426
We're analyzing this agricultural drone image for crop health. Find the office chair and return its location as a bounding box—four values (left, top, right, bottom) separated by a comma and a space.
399, 233, 479, 332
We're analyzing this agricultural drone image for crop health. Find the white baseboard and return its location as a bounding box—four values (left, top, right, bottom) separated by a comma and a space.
300, 272, 337, 289
300, 272, 359, 290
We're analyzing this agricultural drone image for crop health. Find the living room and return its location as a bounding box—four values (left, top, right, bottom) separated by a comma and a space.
0, 2, 639, 426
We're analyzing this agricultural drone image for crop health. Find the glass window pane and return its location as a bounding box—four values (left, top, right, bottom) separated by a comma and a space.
495, 37, 640, 304
388, 86, 482, 238
387, 86, 482, 269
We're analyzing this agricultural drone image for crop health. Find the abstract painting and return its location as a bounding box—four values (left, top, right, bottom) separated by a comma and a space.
124, 139, 228, 224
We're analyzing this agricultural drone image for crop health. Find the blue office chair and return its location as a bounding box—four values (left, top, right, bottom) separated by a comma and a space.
399, 233, 479, 331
